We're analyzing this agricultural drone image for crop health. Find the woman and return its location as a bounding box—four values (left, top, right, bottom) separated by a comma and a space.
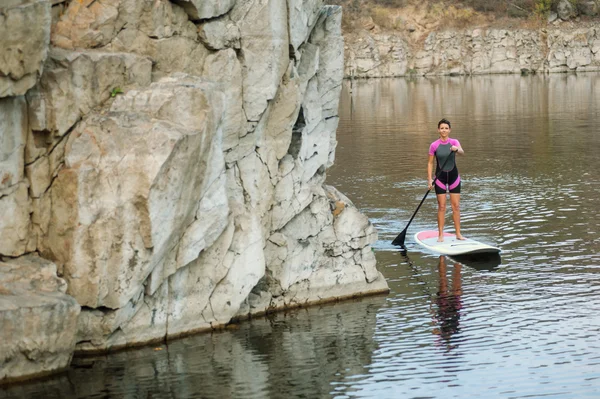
427, 118, 465, 242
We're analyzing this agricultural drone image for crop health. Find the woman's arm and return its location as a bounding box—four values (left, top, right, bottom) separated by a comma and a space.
427, 155, 435, 189
451, 145, 464, 155
451, 140, 464, 155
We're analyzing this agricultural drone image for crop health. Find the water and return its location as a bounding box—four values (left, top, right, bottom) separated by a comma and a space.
3, 75, 600, 399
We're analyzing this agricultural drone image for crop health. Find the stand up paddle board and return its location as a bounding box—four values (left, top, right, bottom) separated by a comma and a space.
415, 230, 500, 256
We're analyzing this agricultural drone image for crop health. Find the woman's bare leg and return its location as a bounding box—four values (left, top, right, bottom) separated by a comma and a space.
436, 193, 447, 241
450, 193, 465, 239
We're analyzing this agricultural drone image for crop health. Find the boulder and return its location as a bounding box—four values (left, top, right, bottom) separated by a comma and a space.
198, 16, 241, 50
557, 0, 577, 20
578, 0, 599, 16
0, 255, 80, 383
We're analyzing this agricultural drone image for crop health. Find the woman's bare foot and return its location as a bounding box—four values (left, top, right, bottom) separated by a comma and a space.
437, 236, 444, 242
456, 234, 466, 240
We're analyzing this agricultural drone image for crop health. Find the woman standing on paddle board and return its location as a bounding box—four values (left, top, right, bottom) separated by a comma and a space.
427, 118, 465, 242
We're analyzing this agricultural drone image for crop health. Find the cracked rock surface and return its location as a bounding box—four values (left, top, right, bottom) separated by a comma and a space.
345, 24, 600, 78
0, 0, 388, 383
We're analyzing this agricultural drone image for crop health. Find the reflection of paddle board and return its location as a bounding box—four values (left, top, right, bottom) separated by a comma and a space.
415, 230, 500, 256
450, 253, 502, 271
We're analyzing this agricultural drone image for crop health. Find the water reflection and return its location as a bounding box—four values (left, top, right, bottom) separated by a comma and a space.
0, 296, 387, 399
336, 74, 600, 186
451, 253, 502, 271
329, 74, 600, 398
432, 256, 463, 352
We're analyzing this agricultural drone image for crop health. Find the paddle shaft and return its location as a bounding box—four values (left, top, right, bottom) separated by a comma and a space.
392, 150, 456, 246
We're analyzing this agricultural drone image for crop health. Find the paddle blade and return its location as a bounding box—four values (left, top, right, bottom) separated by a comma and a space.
391, 229, 407, 247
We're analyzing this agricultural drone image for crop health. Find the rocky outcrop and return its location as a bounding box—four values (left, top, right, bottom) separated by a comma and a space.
0, 255, 80, 383
345, 25, 600, 78
0, 0, 388, 383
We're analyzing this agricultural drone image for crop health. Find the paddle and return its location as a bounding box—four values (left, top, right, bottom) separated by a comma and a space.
391, 150, 456, 248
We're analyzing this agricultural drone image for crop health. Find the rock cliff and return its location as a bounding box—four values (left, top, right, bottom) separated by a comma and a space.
345, 22, 600, 78
0, 0, 389, 383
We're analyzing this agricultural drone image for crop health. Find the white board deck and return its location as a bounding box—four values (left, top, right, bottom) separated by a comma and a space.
414, 230, 500, 256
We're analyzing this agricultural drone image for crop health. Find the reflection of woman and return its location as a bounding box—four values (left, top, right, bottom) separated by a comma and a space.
427, 118, 465, 242
432, 256, 462, 348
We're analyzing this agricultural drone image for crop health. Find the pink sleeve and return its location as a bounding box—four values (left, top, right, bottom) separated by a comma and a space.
428, 142, 437, 156
451, 139, 461, 148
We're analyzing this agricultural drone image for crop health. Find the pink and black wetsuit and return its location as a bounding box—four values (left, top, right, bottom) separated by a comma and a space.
429, 138, 461, 195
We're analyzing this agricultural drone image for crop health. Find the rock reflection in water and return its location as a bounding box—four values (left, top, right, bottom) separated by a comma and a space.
0, 295, 386, 399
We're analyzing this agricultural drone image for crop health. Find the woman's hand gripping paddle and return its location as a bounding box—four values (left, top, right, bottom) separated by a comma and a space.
391, 151, 456, 249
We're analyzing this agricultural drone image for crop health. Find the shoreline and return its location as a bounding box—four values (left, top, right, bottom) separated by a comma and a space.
342, 24, 600, 79
343, 67, 600, 79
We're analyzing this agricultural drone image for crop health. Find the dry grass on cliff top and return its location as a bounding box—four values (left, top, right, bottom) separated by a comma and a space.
328, 0, 598, 37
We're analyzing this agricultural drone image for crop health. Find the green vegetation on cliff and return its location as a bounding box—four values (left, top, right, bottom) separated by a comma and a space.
329, 0, 599, 31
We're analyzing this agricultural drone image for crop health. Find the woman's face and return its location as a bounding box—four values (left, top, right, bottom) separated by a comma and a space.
438, 123, 451, 139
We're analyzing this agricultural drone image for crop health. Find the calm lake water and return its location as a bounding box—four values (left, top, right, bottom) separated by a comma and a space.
3, 75, 600, 399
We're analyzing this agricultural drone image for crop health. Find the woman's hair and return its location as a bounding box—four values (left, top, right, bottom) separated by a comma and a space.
438, 118, 451, 128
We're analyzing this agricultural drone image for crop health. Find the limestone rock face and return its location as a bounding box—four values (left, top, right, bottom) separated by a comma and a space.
345, 26, 600, 77
52, 0, 197, 50
198, 16, 241, 50
27, 48, 152, 142
0, 0, 51, 98
0, 97, 27, 195
0, 0, 388, 381
236, 7, 390, 316
39, 76, 229, 309
0, 97, 36, 257
255, 185, 386, 314
289, 0, 325, 53
231, 0, 290, 122
52, 0, 121, 49
172, 0, 237, 21
0, 255, 80, 383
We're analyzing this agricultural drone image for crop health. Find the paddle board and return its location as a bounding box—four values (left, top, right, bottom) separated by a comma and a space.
414, 230, 500, 256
